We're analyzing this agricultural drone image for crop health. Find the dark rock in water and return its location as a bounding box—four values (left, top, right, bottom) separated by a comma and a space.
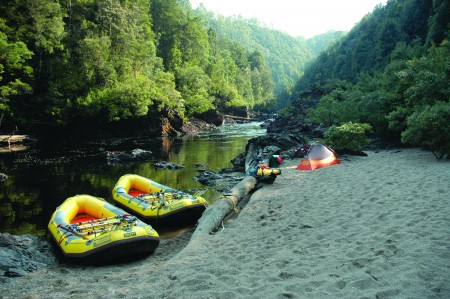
259, 118, 274, 129
195, 110, 224, 126
130, 148, 153, 159
154, 161, 185, 170
193, 163, 208, 168
194, 170, 246, 189
0, 233, 55, 279
182, 119, 216, 134
219, 168, 237, 174
193, 170, 223, 186
106, 148, 153, 164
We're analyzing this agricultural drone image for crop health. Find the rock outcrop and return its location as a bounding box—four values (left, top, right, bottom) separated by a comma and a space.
0, 233, 55, 280
106, 149, 153, 164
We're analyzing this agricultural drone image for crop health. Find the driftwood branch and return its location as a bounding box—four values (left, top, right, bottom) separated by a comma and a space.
189, 175, 258, 242
0, 135, 29, 144
0, 135, 35, 153
223, 114, 253, 122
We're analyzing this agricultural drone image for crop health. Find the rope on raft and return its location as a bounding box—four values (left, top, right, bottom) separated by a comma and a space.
135, 189, 197, 202
135, 190, 175, 208
57, 214, 138, 239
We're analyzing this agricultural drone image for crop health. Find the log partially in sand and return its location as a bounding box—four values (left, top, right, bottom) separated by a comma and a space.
190, 175, 258, 242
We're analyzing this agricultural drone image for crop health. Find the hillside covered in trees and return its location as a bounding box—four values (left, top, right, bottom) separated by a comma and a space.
276, 0, 449, 158
0, 0, 340, 136
1, 0, 448, 156
192, 7, 345, 109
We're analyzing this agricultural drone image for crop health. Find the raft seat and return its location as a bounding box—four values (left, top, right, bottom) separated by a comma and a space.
129, 190, 144, 197
71, 213, 97, 224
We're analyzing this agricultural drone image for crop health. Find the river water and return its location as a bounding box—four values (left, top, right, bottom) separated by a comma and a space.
0, 122, 266, 237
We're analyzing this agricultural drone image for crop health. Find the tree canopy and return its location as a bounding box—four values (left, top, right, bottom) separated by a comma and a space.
3, 0, 322, 132
2, 0, 447, 156
286, 0, 450, 157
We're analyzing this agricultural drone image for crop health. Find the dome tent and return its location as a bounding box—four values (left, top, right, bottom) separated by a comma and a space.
296, 143, 341, 171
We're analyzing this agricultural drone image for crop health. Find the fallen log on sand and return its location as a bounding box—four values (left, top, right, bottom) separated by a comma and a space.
189, 175, 258, 243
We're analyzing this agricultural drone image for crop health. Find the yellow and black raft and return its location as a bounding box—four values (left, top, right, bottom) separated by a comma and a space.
112, 174, 208, 227
48, 194, 160, 263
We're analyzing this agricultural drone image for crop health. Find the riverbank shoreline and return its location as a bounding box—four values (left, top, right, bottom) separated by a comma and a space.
1, 148, 449, 298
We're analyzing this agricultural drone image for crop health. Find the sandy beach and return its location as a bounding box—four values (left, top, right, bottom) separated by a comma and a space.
1, 148, 449, 298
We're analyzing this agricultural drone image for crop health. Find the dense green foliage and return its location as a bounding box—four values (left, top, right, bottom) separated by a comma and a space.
4, 0, 336, 131
194, 12, 343, 109
296, 0, 444, 88
401, 101, 450, 159
2, 0, 448, 156
324, 122, 372, 152
287, 0, 449, 157
195, 13, 311, 109
1, 0, 181, 128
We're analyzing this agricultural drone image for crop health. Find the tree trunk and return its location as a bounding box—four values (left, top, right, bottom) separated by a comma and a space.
189, 175, 258, 242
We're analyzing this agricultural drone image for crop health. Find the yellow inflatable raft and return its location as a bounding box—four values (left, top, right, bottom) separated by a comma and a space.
48, 194, 159, 263
112, 174, 208, 227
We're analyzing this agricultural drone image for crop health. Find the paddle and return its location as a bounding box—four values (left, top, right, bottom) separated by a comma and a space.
71, 214, 132, 226
74, 219, 121, 231
57, 224, 88, 240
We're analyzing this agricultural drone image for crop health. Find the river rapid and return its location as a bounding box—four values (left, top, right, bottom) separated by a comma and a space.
0, 122, 266, 237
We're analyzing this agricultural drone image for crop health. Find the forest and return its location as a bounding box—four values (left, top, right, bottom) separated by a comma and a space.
280, 0, 449, 158
0, 0, 334, 135
1, 0, 449, 156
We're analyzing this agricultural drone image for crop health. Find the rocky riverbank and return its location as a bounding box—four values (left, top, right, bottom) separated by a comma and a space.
0, 117, 305, 279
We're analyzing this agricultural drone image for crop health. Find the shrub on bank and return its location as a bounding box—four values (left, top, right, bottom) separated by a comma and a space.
324, 122, 372, 153
401, 101, 450, 159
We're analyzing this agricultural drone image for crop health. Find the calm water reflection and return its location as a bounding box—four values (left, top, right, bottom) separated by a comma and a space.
0, 122, 265, 237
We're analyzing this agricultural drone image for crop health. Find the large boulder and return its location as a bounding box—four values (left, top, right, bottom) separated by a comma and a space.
0, 233, 55, 280
230, 152, 246, 172
244, 134, 304, 171
195, 110, 224, 126
182, 119, 216, 135
160, 109, 184, 136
